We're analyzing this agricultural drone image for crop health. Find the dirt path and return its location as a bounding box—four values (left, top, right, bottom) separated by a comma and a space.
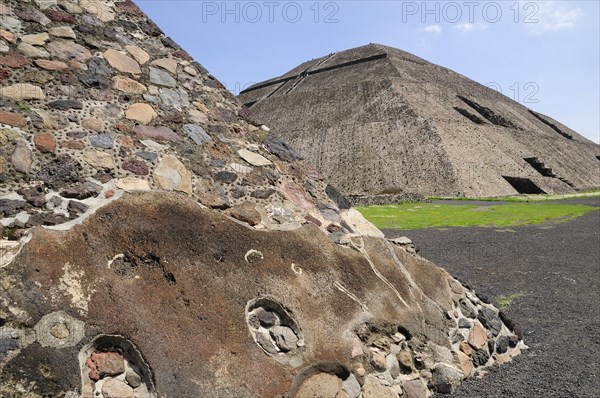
383, 197, 600, 397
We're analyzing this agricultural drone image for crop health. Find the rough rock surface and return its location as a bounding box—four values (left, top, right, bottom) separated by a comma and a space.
0, 2, 523, 397
238, 44, 600, 200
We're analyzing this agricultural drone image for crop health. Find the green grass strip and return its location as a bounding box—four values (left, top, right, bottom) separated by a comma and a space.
357, 202, 598, 230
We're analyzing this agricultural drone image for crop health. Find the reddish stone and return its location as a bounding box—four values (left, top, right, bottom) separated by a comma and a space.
14, 7, 49, 24
34, 59, 69, 71
0, 52, 29, 69
116, 123, 130, 132
105, 190, 115, 199
122, 159, 149, 176
115, 0, 143, 15
133, 125, 179, 141
0, 68, 12, 80
60, 140, 86, 150
282, 181, 314, 210
45, 9, 76, 22
172, 49, 193, 61
305, 214, 322, 227
120, 136, 134, 148
160, 111, 184, 124
305, 166, 324, 181
468, 323, 488, 350
33, 133, 57, 153
0, 111, 27, 128
68, 60, 86, 70
90, 90, 114, 102
59, 70, 77, 85
86, 352, 125, 382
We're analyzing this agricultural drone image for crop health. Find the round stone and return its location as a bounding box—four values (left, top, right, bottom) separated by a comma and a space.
49, 322, 70, 339
126, 103, 157, 124
82, 118, 103, 131
34, 311, 85, 348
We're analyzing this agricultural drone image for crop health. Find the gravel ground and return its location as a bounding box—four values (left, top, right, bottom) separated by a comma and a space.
383, 197, 600, 398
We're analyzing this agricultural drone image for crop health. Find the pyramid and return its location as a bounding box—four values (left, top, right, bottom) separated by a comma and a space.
239, 44, 600, 202
0, 3, 523, 397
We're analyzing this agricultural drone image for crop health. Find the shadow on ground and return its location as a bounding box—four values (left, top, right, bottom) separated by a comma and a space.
383, 197, 600, 398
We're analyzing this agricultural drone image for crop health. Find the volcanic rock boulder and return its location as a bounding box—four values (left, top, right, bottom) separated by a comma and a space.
1, 192, 525, 397
239, 44, 600, 201
0, 1, 523, 397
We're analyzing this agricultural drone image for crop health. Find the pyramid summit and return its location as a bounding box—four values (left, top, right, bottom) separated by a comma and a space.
239, 43, 600, 202
1, 3, 523, 397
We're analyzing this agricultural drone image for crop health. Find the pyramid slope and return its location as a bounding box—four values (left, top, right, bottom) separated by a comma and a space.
1, 3, 523, 397
240, 44, 600, 199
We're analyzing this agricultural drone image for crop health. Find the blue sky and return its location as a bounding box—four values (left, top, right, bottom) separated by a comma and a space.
134, 1, 600, 143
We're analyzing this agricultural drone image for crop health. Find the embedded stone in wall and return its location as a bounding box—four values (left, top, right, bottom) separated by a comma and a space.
102, 379, 134, 398
183, 123, 211, 145
83, 150, 115, 169
33, 132, 57, 153
0, 30, 17, 44
79, 0, 115, 22
122, 159, 149, 176
82, 118, 103, 132
0, 111, 26, 127
103, 49, 141, 75
79, 335, 155, 398
153, 155, 192, 194
18, 42, 50, 58
11, 140, 33, 173
47, 40, 91, 62
22, 33, 49, 45
48, 26, 76, 38
134, 125, 178, 141
158, 87, 189, 109
238, 149, 272, 167
113, 76, 147, 93
0, 52, 29, 68
151, 58, 178, 74
115, 177, 151, 192
0, 83, 45, 100
48, 99, 83, 110
34, 59, 68, 70
125, 45, 150, 65
126, 103, 157, 124
196, 177, 229, 209
246, 297, 304, 364
89, 134, 114, 149
149, 66, 176, 87
35, 311, 85, 348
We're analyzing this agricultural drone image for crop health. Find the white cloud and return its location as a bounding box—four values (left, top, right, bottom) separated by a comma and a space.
526, 1, 583, 35
421, 25, 442, 34
454, 23, 489, 32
